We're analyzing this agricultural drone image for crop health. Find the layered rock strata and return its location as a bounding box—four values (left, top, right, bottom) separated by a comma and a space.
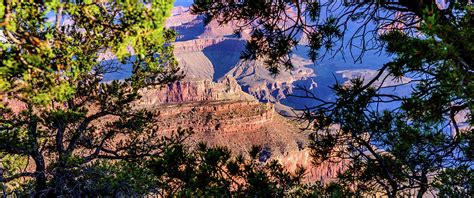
137, 76, 255, 107
137, 78, 342, 182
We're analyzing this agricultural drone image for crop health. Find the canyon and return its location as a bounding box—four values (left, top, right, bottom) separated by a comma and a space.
136, 6, 346, 181
136, 77, 343, 181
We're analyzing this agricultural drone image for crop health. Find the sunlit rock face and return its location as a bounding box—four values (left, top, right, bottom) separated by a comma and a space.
152, 100, 302, 156
137, 76, 255, 107
278, 149, 347, 182
136, 73, 344, 182
135, 78, 304, 175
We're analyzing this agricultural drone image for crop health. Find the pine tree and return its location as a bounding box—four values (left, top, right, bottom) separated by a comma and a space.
193, 0, 474, 196
0, 1, 182, 196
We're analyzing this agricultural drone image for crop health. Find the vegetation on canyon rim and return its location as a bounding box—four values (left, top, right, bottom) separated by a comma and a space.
193, 0, 473, 197
0, 0, 314, 196
0, 0, 471, 197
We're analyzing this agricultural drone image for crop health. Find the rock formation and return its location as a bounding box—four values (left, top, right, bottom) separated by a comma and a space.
276, 149, 348, 182
228, 55, 315, 104
173, 38, 226, 54
137, 76, 255, 107
136, 77, 343, 182
137, 76, 303, 158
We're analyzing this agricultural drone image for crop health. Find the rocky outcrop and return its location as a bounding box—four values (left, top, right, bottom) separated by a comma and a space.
166, 6, 198, 28
156, 101, 277, 139
200, 20, 251, 39
173, 36, 316, 113
135, 77, 306, 158
227, 56, 315, 113
151, 99, 307, 161
137, 76, 255, 107
174, 38, 226, 55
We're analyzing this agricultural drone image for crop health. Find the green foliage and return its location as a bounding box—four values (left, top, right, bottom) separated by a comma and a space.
193, 0, 474, 197
73, 160, 158, 196
0, 1, 186, 196
148, 143, 318, 197
0, 0, 180, 105
0, 153, 29, 194
433, 165, 474, 197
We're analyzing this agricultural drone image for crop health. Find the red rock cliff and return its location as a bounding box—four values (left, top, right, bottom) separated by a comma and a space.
137, 76, 255, 107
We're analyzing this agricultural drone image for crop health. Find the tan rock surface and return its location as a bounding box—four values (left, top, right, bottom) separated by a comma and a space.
137, 78, 342, 182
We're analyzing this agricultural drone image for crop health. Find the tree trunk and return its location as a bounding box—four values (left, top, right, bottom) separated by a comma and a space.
32, 152, 47, 197
417, 173, 428, 198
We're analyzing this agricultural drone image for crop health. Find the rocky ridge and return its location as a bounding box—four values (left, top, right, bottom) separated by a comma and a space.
173, 38, 226, 54
228, 56, 315, 103
136, 77, 303, 158
137, 76, 254, 107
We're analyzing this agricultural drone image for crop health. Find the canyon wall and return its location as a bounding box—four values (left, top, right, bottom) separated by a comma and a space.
137, 77, 303, 157
174, 38, 226, 55
137, 77, 343, 182
173, 38, 317, 114
137, 76, 255, 107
